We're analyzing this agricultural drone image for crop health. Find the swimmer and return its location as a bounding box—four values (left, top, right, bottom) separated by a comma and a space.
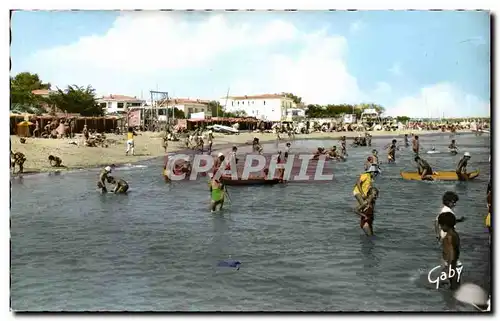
340, 136, 348, 157
486, 181, 492, 236
97, 166, 112, 193
355, 187, 379, 236
404, 134, 409, 147
456, 152, 471, 181
371, 149, 379, 166
438, 211, 461, 290
412, 135, 420, 155
313, 147, 326, 160
353, 165, 378, 211
48, 155, 64, 167
11, 151, 26, 174
209, 176, 225, 212
107, 176, 129, 194
435, 191, 466, 242
387, 139, 397, 163
364, 156, 373, 171
328, 146, 340, 160
449, 139, 458, 155
252, 137, 263, 154
414, 155, 434, 180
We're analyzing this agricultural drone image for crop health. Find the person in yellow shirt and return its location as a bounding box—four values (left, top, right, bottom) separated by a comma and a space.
353, 165, 378, 211
486, 180, 491, 235
126, 127, 137, 156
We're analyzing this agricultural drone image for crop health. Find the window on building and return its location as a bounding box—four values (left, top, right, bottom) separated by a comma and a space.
242, 101, 245, 105
194, 108, 198, 113
281, 101, 284, 107
252, 101, 254, 104
188, 108, 193, 114
117, 103, 124, 108
232, 101, 234, 106
263, 101, 266, 105
107, 102, 112, 108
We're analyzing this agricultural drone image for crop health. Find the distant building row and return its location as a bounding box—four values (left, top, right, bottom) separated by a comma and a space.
32, 90, 305, 122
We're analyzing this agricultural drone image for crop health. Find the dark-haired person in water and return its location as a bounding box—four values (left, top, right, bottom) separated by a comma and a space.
438, 211, 461, 290
435, 191, 466, 242
404, 134, 409, 147
412, 135, 420, 155
414, 155, 434, 180
449, 139, 458, 155
107, 176, 129, 194
387, 140, 397, 163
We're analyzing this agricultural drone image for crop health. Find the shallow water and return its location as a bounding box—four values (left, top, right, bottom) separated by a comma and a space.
10, 133, 491, 311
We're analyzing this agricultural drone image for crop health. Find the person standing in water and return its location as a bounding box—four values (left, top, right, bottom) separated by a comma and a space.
97, 166, 113, 193
486, 180, 492, 236
435, 191, 466, 242
340, 136, 348, 157
284, 142, 291, 160
438, 212, 461, 290
353, 165, 378, 211
126, 127, 137, 156
412, 135, 420, 155
449, 139, 458, 155
355, 187, 379, 236
387, 139, 397, 163
209, 175, 225, 212
404, 134, 409, 147
456, 152, 471, 181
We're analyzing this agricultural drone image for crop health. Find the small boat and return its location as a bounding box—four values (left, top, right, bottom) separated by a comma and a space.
208, 124, 239, 134
400, 170, 480, 181
221, 177, 281, 186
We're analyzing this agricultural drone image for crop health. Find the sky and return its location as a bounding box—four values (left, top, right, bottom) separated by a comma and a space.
10, 10, 490, 117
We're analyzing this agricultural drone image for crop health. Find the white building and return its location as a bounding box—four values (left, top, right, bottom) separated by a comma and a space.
156, 98, 210, 121
219, 94, 296, 121
97, 94, 144, 114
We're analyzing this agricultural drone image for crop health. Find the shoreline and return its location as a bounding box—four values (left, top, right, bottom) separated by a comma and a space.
10, 130, 472, 178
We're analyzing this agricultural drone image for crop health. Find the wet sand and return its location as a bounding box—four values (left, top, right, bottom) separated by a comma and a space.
9, 129, 449, 174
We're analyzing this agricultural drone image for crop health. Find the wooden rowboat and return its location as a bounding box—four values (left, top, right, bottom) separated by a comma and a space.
400, 170, 480, 181
221, 177, 281, 186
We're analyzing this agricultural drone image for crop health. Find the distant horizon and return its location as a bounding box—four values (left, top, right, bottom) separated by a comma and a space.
10, 10, 491, 118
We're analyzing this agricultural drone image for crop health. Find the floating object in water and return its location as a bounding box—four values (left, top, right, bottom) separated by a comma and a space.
455, 283, 490, 312
400, 170, 479, 181
426, 150, 441, 154
217, 259, 241, 270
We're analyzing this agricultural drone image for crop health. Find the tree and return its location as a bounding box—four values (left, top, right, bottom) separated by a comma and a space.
233, 109, 247, 117
396, 116, 410, 123
48, 85, 103, 116
10, 72, 51, 106
172, 108, 185, 119
282, 92, 303, 105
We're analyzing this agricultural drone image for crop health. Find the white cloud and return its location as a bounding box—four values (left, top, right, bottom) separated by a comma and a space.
17, 12, 363, 105
389, 62, 402, 76
387, 83, 490, 118
349, 20, 365, 33
14, 12, 489, 117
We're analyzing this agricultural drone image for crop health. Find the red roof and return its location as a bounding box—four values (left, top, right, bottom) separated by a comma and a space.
100, 94, 143, 102
224, 94, 286, 100
31, 89, 52, 95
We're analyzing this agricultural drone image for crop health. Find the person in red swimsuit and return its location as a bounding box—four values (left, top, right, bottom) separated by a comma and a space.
356, 187, 379, 236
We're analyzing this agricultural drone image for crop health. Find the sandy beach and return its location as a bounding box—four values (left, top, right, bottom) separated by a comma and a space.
10, 129, 447, 174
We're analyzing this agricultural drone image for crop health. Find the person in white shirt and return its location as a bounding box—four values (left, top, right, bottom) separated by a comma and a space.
435, 191, 466, 241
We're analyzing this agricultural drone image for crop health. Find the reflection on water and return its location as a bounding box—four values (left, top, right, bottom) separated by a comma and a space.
10, 133, 491, 311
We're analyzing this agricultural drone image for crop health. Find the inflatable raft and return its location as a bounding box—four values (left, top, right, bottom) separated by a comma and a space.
400, 170, 480, 181
221, 177, 281, 186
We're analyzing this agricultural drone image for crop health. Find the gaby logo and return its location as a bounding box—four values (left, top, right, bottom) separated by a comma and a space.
165, 154, 335, 182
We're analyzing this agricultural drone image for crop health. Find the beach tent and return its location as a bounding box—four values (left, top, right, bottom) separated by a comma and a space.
16, 120, 33, 137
